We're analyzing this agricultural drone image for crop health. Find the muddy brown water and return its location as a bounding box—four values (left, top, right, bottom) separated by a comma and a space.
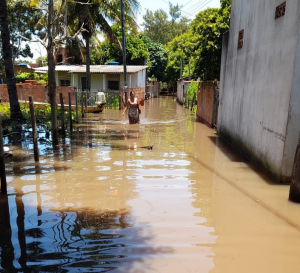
1, 96, 300, 273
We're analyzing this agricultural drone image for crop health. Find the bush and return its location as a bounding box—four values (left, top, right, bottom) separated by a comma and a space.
15, 71, 48, 85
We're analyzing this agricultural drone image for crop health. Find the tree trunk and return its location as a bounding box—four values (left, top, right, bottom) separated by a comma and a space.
289, 134, 300, 203
85, 36, 90, 92
47, 0, 58, 146
0, 0, 23, 120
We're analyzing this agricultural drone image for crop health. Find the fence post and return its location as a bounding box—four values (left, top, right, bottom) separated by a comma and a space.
75, 91, 78, 121
69, 92, 72, 132
0, 116, 7, 193
84, 91, 87, 113
59, 93, 65, 137
81, 91, 84, 118
45, 86, 48, 103
29, 96, 39, 162
191, 94, 195, 111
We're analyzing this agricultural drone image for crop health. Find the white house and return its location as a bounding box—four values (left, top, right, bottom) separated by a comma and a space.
35, 65, 147, 92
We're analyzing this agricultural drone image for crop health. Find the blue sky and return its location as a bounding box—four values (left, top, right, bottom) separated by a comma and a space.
27, 0, 221, 61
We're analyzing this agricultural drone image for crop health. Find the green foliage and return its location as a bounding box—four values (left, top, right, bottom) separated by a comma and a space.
15, 71, 48, 85
164, 2, 231, 88
0, 103, 11, 120
5, 0, 42, 61
142, 4, 190, 45
191, 6, 231, 80
186, 81, 199, 101
0, 102, 80, 132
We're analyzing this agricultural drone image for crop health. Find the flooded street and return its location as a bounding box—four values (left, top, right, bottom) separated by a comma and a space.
1, 96, 300, 273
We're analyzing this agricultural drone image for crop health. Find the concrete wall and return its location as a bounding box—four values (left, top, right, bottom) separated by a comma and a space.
177, 80, 191, 104
218, 0, 300, 183
147, 81, 159, 98
196, 82, 214, 127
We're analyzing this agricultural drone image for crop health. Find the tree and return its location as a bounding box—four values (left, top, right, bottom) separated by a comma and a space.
191, 5, 231, 80
141, 35, 167, 82
142, 3, 190, 45
69, 0, 140, 92
0, 0, 23, 120
164, 1, 231, 88
28, 0, 86, 145
165, 32, 195, 88
90, 29, 167, 82
6, 0, 42, 63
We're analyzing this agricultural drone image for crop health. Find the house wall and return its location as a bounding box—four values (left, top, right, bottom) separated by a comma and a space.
218, 0, 300, 183
137, 70, 146, 88
57, 71, 71, 86
177, 80, 184, 104
57, 69, 147, 91
91, 74, 103, 91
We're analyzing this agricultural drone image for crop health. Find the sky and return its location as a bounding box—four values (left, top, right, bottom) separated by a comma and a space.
137, 0, 220, 27
25, 0, 220, 61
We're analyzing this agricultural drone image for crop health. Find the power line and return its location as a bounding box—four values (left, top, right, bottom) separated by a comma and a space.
183, 0, 207, 14
185, 0, 213, 18
182, 0, 195, 9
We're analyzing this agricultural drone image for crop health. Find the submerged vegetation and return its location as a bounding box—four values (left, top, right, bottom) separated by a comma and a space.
0, 102, 79, 135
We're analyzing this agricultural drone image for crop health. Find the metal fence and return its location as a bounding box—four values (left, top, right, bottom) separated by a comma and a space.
76, 89, 120, 109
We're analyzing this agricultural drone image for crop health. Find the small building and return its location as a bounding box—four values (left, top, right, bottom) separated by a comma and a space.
177, 77, 192, 104
34, 64, 147, 99
218, 1, 300, 183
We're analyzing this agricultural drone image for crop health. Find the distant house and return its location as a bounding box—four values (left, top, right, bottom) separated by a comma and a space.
218, 0, 300, 184
34, 65, 148, 100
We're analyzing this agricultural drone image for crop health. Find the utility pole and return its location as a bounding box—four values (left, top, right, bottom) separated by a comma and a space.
120, 0, 128, 103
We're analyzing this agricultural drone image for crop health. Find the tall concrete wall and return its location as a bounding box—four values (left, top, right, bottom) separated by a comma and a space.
218, 0, 300, 183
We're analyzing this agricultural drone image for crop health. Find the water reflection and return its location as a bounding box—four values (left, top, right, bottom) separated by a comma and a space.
3, 97, 299, 272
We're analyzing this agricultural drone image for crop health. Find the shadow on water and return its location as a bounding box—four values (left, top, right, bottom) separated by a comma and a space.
0, 191, 165, 273
208, 135, 283, 185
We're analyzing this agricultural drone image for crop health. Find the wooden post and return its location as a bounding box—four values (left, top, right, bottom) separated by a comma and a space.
84, 91, 87, 113
29, 96, 39, 162
69, 92, 72, 132
75, 91, 78, 121
59, 93, 65, 137
81, 91, 84, 118
191, 94, 195, 111
0, 116, 7, 193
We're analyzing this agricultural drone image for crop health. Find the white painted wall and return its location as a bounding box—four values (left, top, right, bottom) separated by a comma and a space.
131, 73, 138, 87
218, 0, 300, 182
90, 74, 103, 91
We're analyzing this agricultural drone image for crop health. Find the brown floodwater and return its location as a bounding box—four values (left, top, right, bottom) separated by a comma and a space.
1, 96, 300, 273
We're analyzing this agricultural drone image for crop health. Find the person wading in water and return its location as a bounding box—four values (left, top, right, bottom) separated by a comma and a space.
122, 91, 141, 124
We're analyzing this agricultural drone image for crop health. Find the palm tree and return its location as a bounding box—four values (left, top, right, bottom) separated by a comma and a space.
0, 0, 23, 120
68, 0, 140, 92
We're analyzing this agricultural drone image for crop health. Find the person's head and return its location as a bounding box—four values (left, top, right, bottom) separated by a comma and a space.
130, 91, 135, 98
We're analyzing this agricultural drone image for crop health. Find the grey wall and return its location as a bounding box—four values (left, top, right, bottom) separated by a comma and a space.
218, 0, 300, 182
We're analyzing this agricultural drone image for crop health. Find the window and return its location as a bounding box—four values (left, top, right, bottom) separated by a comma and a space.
60, 80, 70, 86
108, 81, 119, 90
275, 2, 286, 19
238, 29, 244, 49
57, 54, 63, 63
